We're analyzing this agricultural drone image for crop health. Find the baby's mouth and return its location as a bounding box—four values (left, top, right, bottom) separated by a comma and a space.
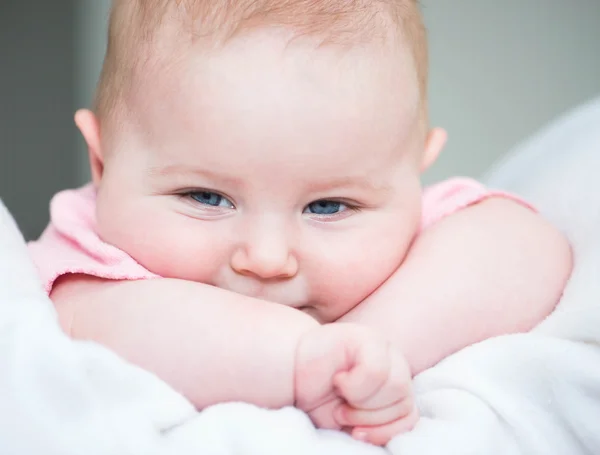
216, 269, 311, 309
221, 280, 309, 309
297, 306, 322, 322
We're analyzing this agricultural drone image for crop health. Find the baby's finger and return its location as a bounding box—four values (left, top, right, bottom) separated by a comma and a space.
346, 348, 412, 410
309, 397, 344, 430
333, 340, 390, 406
335, 397, 415, 428
352, 408, 420, 446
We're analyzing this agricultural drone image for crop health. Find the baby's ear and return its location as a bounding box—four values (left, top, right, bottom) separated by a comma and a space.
75, 109, 103, 186
420, 128, 447, 172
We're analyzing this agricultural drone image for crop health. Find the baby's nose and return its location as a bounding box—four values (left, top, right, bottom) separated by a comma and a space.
230, 234, 298, 280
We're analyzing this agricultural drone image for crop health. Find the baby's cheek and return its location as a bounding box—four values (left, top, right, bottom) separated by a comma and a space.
309, 229, 413, 321
98, 200, 227, 283
138, 224, 229, 283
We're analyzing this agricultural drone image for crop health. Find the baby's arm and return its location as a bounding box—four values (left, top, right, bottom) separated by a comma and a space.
52, 275, 318, 410
53, 276, 416, 445
340, 198, 573, 374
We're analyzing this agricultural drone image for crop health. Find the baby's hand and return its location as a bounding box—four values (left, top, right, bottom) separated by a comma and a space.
294, 323, 418, 446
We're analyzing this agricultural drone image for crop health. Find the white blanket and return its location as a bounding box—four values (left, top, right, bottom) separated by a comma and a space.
1, 96, 599, 455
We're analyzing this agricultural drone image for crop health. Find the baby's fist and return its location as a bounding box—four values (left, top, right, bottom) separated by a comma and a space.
294, 323, 418, 445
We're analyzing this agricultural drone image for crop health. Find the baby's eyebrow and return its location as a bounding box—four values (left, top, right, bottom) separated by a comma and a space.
310, 177, 392, 194
148, 164, 244, 187
148, 165, 391, 194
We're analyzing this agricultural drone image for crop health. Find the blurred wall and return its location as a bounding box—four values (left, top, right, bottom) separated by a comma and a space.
0, 2, 77, 240
1, 1, 599, 238
423, 1, 600, 182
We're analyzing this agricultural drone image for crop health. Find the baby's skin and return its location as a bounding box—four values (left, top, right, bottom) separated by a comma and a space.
48, 24, 572, 446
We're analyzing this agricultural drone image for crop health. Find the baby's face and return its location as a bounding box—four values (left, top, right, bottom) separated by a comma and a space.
95, 30, 428, 322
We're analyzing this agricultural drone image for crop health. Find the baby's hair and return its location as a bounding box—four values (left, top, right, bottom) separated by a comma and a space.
95, 0, 428, 124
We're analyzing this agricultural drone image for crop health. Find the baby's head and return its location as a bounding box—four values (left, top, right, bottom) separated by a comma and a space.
77, 0, 447, 322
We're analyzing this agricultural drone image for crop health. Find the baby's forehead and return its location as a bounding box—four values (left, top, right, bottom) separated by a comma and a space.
128, 46, 421, 181
133, 31, 420, 137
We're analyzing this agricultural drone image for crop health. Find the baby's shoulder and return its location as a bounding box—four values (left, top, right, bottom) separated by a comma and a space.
420, 177, 534, 231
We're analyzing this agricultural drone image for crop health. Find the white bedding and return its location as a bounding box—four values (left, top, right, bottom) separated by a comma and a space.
1, 96, 599, 455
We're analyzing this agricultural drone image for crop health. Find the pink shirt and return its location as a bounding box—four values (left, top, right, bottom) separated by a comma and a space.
28, 178, 533, 295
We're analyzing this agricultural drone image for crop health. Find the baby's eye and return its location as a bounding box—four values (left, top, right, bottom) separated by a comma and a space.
189, 191, 234, 208
304, 200, 348, 216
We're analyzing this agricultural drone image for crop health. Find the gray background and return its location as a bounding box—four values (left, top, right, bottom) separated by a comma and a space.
0, 3, 77, 240
1, 1, 599, 240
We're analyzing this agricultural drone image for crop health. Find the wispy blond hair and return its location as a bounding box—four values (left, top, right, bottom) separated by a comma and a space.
94, 0, 428, 123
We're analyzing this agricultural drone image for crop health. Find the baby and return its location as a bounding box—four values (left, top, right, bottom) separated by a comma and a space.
29, 0, 572, 446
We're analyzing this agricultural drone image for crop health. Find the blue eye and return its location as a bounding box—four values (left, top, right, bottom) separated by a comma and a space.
305, 200, 346, 215
189, 191, 234, 208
